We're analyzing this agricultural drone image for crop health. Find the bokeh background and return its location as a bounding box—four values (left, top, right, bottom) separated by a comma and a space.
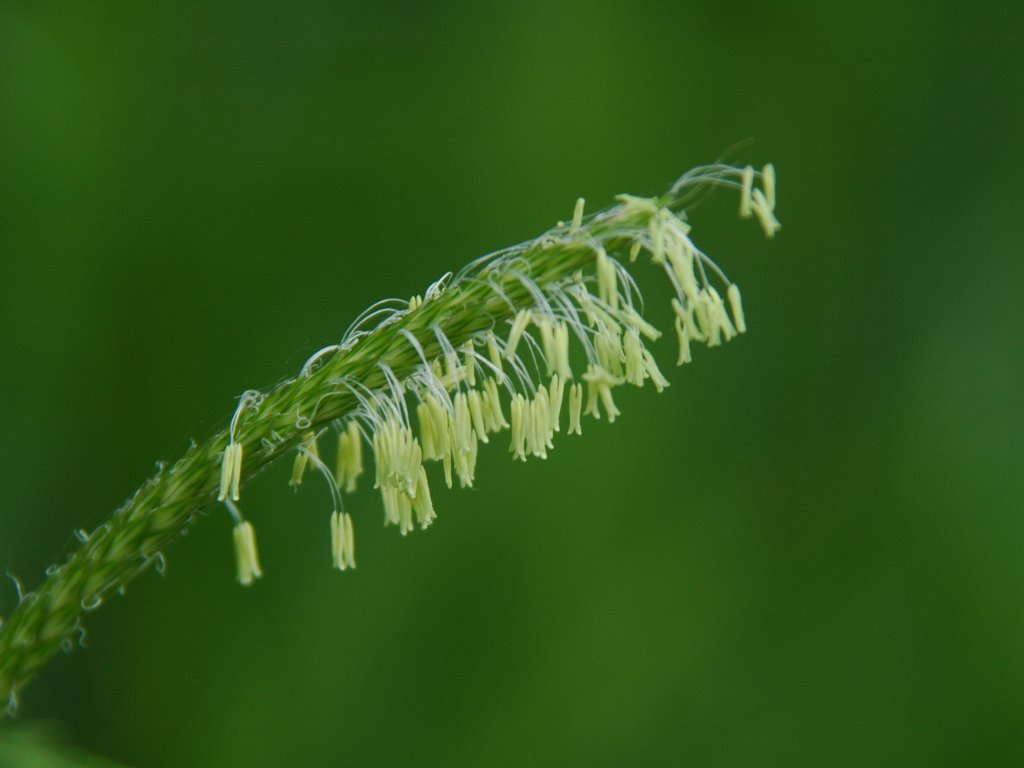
1, 2, 1023, 766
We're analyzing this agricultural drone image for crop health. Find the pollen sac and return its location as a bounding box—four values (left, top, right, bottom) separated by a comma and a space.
486, 332, 503, 374
331, 511, 356, 570
218, 441, 243, 502
289, 432, 320, 488
595, 248, 619, 311
751, 188, 781, 238
505, 309, 532, 362
482, 378, 509, 433
623, 327, 646, 387
548, 375, 565, 433
568, 382, 584, 435
373, 414, 422, 498
509, 394, 529, 461
412, 467, 436, 528
674, 317, 692, 366
336, 421, 364, 494
727, 284, 747, 334
233, 521, 263, 586
583, 365, 623, 423
467, 389, 489, 444
740, 165, 754, 218
762, 163, 776, 209
572, 197, 585, 229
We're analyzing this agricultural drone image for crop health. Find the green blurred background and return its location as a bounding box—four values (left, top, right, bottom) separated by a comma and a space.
1, 2, 1023, 766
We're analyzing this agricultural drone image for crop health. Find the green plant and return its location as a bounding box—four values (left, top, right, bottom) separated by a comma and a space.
0, 163, 778, 710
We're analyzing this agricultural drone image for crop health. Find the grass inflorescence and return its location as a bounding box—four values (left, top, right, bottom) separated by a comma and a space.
0, 163, 778, 710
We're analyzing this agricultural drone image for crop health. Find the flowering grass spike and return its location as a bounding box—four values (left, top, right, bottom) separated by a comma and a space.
0, 163, 777, 710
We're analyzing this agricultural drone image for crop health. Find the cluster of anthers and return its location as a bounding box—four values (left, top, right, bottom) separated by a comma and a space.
217, 163, 778, 585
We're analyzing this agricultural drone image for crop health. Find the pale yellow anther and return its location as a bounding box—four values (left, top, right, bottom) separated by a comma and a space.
509, 394, 528, 461
615, 193, 659, 216
583, 365, 623, 422
411, 467, 436, 529
289, 432, 319, 488
762, 163, 776, 210
664, 220, 699, 302
467, 388, 489, 444
427, 396, 450, 460
380, 486, 399, 526
619, 305, 661, 342
572, 197, 585, 229
554, 322, 572, 380
336, 421, 364, 494
486, 332, 503, 374
453, 436, 477, 488
629, 240, 643, 262
568, 382, 583, 435
462, 342, 477, 387
673, 295, 706, 344
417, 400, 438, 460
372, 429, 387, 490
343, 513, 355, 568
398, 489, 414, 534
290, 452, 308, 488
599, 385, 620, 422
575, 286, 618, 330
482, 378, 509, 432
444, 350, 464, 387
505, 309, 532, 361
333, 512, 358, 573
674, 316, 692, 365
538, 316, 556, 377
531, 386, 553, 458
649, 209, 669, 265
331, 511, 356, 570
230, 443, 243, 501
453, 392, 474, 452
708, 286, 737, 342
623, 327, 646, 386
740, 164, 754, 218
381, 485, 413, 535
693, 292, 716, 345
330, 510, 341, 566
348, 422, 363, 489
373, 414, 423, 498
548, 375, 565, 432
218, 441, 243, 502
595, 328, 624, 378
596, 248, 619, 311
406, 439, 423, 497
641, 348, 670, 392
233, 520, 263, 586
750, 188, 781, 239
442, 451, 453, 489
727, 284, 746, 334
670, 297, 687, 323
528, 395, 548, 459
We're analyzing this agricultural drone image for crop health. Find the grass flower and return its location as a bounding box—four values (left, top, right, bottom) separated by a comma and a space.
0, 162, 778, 709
